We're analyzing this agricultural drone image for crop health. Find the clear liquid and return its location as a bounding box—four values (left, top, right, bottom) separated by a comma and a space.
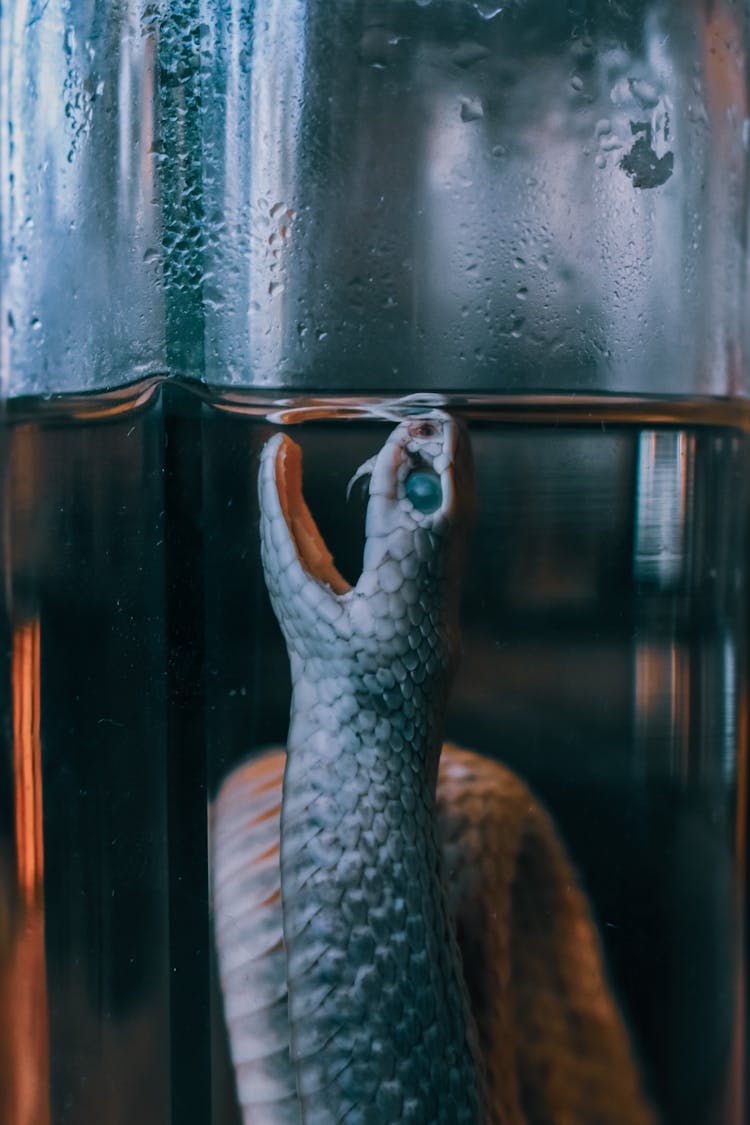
1, 379, 747, 1124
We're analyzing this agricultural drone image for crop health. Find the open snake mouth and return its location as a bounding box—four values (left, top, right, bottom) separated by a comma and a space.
265, 414, 467, 601
272, 434, 352, 595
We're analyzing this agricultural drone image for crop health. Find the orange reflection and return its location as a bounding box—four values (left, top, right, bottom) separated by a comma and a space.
0, 615, 50, 1125
634, 640, 691, 779
13, 618, 43, 905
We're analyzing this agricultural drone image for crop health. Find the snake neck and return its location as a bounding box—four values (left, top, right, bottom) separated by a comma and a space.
280, 670, 483, 1123
277, 546, 483, 1122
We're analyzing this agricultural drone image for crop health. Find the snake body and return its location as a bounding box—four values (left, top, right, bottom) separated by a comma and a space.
261, 416, 481, 1122
211, 414, 658, 1125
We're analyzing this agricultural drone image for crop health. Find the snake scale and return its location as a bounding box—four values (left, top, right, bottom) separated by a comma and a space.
211, 413, 657, 1124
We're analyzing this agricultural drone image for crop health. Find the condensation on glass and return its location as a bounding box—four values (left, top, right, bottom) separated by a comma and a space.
1, 1, 748, 396
197, 0, 750, 394
1, 2, 165, 398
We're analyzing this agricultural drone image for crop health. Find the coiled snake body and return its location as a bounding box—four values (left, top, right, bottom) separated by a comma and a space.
212, 414, 656, 1124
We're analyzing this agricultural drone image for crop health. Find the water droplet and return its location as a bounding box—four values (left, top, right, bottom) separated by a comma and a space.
460, 96, 484, 123
570, 74, 584, 92
570, 36, 595, 62
628, 77, 660, 109
595, 153, 607, 169
600, 134, 622, 152
316, 329, 328, 342
204, 286, 224, 310
513, 256, 525, 269
472, 2, 503, 18
452, 41, 489, 69
358, 27, 403, 68
491, 144, 507, 158
516, 286, 528, 300
30, 317, 42, 331
687, 101, 709, 126
143, 248, 159, 264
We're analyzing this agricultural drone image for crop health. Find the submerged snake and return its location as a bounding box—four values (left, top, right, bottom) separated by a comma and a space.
212, 413, 657, 1124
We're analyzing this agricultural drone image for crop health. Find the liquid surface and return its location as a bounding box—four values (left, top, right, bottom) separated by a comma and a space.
1, 379, 747, 1124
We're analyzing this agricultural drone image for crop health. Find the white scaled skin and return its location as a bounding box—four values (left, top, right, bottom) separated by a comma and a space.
260, 414, 482, 1123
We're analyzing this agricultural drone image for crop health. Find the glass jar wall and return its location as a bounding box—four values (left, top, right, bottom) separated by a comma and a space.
1, 3, 748, 1124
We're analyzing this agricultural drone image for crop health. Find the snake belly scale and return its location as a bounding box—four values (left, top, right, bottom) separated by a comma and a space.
211, 413, 657, 1125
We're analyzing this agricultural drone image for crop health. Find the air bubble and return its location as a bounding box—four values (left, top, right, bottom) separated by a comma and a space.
405, 471, 442, 515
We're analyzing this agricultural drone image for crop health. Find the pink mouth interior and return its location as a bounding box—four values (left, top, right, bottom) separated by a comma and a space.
274, 435, 351, 596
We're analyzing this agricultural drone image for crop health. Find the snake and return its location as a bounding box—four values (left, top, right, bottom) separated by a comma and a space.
211, 412, 658, 1125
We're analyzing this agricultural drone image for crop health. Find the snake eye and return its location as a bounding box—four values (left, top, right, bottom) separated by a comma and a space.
410, 421, 437, 439
404, 469, 442, 514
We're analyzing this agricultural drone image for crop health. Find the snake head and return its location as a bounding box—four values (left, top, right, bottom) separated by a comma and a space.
258, 412, 473, 664
357, 412, 473, 578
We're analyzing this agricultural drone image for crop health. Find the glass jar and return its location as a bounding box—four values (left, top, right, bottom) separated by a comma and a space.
1, 3, 748, 1124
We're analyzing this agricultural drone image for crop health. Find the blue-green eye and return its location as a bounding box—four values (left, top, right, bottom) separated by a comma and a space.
405, 470, 442, 514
